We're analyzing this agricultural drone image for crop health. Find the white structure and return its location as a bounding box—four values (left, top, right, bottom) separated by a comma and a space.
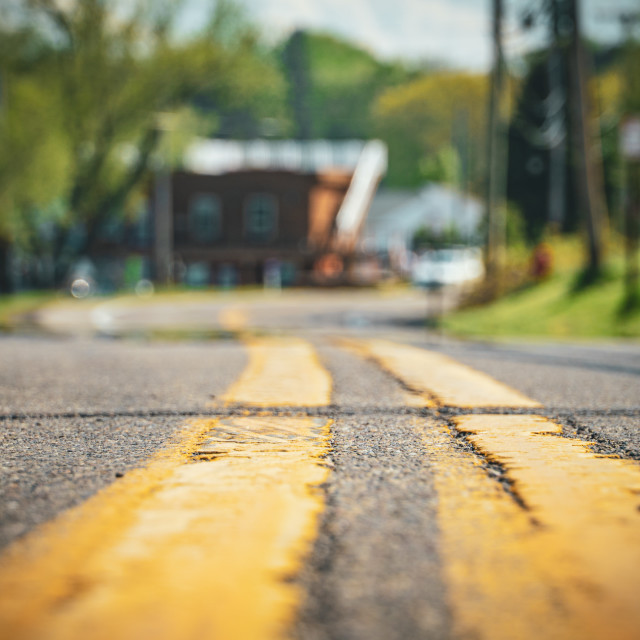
183, 138, 385, 176
334, 140, 388, 251
411, 247, 484, 287
361, 184, 484, 254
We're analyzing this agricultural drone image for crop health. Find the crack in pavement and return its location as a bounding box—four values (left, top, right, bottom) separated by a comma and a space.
443, 417, 541, 519
2, 406, 640, 421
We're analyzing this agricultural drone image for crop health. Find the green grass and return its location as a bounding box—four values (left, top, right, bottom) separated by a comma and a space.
443, 266, 640, 340
0, 291, 60, 331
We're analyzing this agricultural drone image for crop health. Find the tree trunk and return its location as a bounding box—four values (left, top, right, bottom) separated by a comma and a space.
624, 160, 640, 307
484, 0, 507, 289
0, 237, 11, 294
565, 0, 607, 276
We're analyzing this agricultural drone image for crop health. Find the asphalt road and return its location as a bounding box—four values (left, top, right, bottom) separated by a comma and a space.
1, 289, 639, 639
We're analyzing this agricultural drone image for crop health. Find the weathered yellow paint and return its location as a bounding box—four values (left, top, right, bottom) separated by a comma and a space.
422, 416, 640, 640
335, 337, 434, 407
0, 416, 331, 640
349, 338, 540, 408
223, 337, 332, 407
218, 306, 248, 332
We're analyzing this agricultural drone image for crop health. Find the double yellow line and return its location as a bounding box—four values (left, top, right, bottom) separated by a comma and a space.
1, 337, 639, 640
0, 338, 332, 640
356, 338, 640, 640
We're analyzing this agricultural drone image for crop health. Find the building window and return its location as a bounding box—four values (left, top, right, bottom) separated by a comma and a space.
185, 262, 211, 287
244, 193, 278, 242
189, 194, 221, 243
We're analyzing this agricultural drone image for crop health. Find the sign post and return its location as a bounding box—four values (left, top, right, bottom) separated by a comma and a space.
620, 116, 640, 308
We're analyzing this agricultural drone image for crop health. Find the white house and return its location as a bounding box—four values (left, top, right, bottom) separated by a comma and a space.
361, 184, 484, 254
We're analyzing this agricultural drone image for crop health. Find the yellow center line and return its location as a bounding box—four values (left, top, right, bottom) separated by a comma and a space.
447, 414, 640, 639
423, 423, 609, 639
0, 337, 333, 640
412, 405, 640, 637
222, 336, 332, 407
344, 338, 640, 637
335, 337, 431, 407
218, 306, 248, 332
344, 338, 540, 408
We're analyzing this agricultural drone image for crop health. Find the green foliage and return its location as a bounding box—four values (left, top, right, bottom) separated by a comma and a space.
621, 39, 640, 114
505, 204, 528, 250
419, 145, 461, 185
279, 31, 413, 141
306, 33, 410, 139
444, 235, 640, 338
0, 75, 72, 241
0, 290, 59, 331
619, 287, 640, 315
412, 223, 466, 250
444, 263, 640, 339
0, 0, 285, 281
372, 73, 488, 189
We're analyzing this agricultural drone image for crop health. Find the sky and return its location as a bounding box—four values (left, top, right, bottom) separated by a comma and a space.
181, 0, 640, 72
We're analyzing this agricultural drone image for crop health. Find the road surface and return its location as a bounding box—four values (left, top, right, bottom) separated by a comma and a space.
1, 289, 639, 640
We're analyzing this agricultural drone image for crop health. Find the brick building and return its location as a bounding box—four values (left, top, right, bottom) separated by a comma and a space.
152, 139, 387, 286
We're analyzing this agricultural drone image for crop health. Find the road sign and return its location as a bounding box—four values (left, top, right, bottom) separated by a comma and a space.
621, 116, 640, 159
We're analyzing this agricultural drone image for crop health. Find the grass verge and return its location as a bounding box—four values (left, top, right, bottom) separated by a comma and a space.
0, 291, 60, 332
443, 263, 640, 340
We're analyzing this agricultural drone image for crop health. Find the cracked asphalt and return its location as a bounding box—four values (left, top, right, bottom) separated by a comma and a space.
1, 294, 639, 639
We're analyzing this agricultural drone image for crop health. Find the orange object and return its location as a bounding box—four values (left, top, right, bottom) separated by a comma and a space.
531, 242, 553, 279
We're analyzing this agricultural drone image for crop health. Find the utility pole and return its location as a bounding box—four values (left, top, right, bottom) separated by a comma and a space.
283, 30, 312, 141
153, 167, 173, 287
621, 117, 640, 307
619, 12, 640, 308
485, 0, 508, 288
453, 109, 472, 243
153, 114, 177, 287
564, 0, 607, 277
547, 0, 567, 229
0, 68, 11, 294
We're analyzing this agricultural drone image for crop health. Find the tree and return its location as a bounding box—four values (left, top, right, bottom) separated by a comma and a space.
564, 0, 608, 279
420, 145, 461, 185
280, 31, 412, 141
0, 0, 286, 289
0, 19, 72, 290
619, 26, 640, 308
372, 73, 488, 190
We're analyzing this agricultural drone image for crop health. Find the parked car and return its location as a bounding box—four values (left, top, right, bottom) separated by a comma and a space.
411, 247, 484, 288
